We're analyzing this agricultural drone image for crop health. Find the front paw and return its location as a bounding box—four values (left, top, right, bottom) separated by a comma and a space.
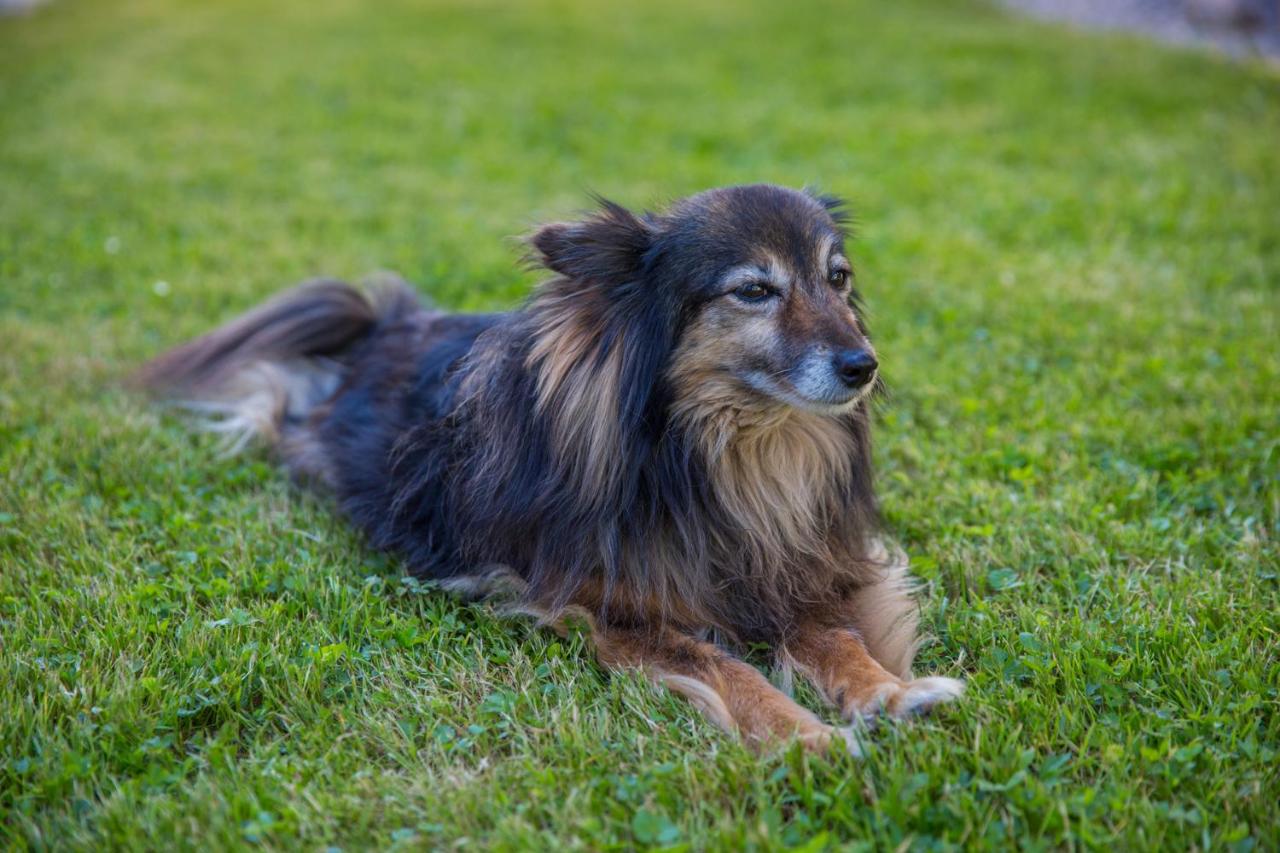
845, 676, 964, 722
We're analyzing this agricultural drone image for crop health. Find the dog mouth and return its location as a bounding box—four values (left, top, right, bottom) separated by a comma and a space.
740, 369, 872, 414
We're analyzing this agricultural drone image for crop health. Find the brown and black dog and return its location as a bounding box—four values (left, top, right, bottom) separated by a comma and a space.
140, 185, 963, 753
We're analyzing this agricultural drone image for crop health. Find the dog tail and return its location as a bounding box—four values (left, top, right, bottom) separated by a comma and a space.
136, 277, 419, 454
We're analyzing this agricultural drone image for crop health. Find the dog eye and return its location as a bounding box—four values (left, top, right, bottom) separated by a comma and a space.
734, 282, 772, 302
828, 269, 849, 288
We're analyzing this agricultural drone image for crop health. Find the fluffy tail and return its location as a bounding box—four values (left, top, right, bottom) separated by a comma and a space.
137, 277, 419, 453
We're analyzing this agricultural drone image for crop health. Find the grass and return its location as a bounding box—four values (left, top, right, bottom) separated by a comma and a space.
1, 0, 1277, 847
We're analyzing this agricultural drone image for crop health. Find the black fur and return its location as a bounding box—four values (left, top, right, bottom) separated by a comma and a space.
142, 185, 882, 646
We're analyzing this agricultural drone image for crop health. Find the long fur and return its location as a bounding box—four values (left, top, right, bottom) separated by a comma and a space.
139, 185, 920, 673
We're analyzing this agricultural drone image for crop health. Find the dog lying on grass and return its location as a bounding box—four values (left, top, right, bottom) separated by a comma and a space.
139, 184, 963, 753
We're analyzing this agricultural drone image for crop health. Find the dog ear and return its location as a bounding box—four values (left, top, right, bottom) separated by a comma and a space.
529, 199, 654, 283
524, 197, 676, 508
805, 188, 852, 229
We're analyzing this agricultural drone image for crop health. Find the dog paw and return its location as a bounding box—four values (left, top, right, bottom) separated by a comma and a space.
846, 676, 964, 722
833, 725, 865, 757
796, 725, 865, 757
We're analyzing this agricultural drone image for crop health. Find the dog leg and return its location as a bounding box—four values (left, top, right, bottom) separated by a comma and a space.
590, 625, 857, 755
786, 625, 963, 723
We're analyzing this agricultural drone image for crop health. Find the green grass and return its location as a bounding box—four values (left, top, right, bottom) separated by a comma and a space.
2, 0, 1277, 847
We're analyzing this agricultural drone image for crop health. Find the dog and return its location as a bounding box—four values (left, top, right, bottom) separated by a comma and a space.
139, 184, 963, 753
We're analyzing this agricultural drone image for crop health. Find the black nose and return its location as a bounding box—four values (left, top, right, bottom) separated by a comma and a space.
833, 349, 878, 388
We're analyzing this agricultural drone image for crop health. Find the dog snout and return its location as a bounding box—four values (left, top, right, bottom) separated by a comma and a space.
832, 348, 877, 389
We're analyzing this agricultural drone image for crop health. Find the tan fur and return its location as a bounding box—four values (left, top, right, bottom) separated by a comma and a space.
588, 623, 849, 753
845, 542, 922, 678
785, 627, 898, 717
654, 674, 737, 735
786, 623, 962, 721
666, 318, 867, 603
507, 599, 838, 750
524, 282, 625, 498
170, 358, 339, 458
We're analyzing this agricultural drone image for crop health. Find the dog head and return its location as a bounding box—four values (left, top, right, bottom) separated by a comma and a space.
528, 185, 874, 436
656, 185, 875, 416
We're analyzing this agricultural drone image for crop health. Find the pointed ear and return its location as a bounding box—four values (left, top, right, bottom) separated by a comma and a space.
529, 199, 654, 283
805, 188, 852, 230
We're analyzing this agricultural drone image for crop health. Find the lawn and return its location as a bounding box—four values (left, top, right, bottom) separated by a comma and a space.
1, 0, 1277, 848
